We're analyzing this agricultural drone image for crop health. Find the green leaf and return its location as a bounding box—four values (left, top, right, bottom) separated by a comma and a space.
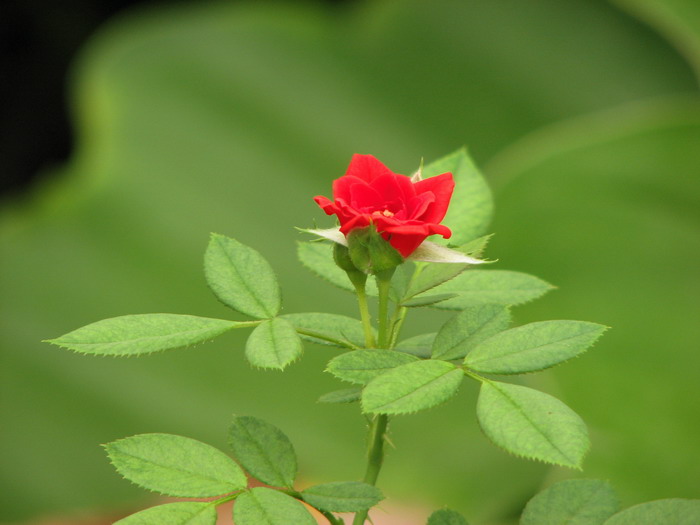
427, 270, 554, 309
404, 262, 469, 299
395, 333, 436, 358
423, 148, 493, 245
427, 508, 470, 525
402, 293, 459, 308
603, 499, 700, 525
477, 381, 589, 469
432, 305, 511, 361
465, 321, 606, 374
297, 241, 379, 294
457, 234, 493, 259
105, 434, 247, 497
204, 233, 281, 318
245, 318, 303, 370
362, 360, 464, 415
296, 241, 353, 292
282, 312, 367, 348
327, 350, 419, 385
45, 314, 240, 356
318, 387, 362, 404
234, 487, 316, 525
520, 479, 620, 525
115, 502, 217, 525
228, 416, 297, 488
301, 481, 383, 512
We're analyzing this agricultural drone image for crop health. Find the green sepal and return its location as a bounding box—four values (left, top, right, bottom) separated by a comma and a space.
300, 481, 384, 512
104, 433, 247, 498
114, 502, 217, 525
347, 227, 404, 275
45, 314, 242, 356
464, 321, 607, 375
228, 416, 297, 488
245, 318, 303, 370
520, 479, 619, 525
317, 387, 362, 404
362, 360, 464, 415
326, 350, 419, 385
234, 487, 316, 525
432, 305, 511, 361
603, 499, 700, 524
204, 233, 281, 318
427, 508, 470, 525
477, 381, 589, 469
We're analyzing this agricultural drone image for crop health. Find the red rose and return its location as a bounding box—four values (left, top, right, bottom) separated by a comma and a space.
314, 154, 454, 257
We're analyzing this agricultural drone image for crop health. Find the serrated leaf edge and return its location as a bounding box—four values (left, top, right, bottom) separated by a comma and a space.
476, 381, 589, 470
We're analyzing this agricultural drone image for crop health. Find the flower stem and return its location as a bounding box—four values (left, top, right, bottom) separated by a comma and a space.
353, 414, 389, 525
353, 280, 376, 348
375, 270, 394, 349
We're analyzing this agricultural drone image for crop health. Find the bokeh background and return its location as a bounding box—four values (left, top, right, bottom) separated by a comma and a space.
2, 1, 699, 524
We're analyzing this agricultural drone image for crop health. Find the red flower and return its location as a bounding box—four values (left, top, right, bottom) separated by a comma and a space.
314, 154, 454, 257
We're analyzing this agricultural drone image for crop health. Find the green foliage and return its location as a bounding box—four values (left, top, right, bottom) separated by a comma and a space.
431, 305, 511, 361
603, 499, 700, 524
300, 481, 384, 512
245, 318, 303, 370
427, 508, 470, 525
204, 233, 281, 318
45, 314, 239, 356
104, 434, 246, 497
404, 262, 469, 299
362, 360, 464, 414
423, 148, 493, 244
297, 241, 353, 292
425, 270, 554, 309
477, 381, 589, 469
234, 487, 316, 525
402, 293, 459, 308
394, 333, 436, 358
282, 312, 366, 348
228, 416, 297, 488
326, 350, 419, 385
115, 502, 217, 525
520, 479, 620, 525
464, 321, 607, 375
317, 387, 362, 404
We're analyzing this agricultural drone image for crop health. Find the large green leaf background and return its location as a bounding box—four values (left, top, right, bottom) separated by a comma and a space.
1, 1, 699, 523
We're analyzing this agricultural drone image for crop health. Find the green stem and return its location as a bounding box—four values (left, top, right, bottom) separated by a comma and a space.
376, 272, 394, 348
353, 281, 376, 348
353, 414, 389, 525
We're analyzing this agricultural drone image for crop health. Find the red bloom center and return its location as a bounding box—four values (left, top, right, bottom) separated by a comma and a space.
314, 154, 455, 257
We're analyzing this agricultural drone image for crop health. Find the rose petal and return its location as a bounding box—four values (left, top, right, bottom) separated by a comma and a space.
345, 154, 394, 183
413, 172, 455, 223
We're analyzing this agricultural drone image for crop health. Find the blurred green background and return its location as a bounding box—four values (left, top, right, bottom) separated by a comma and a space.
2, 0, 699, 523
